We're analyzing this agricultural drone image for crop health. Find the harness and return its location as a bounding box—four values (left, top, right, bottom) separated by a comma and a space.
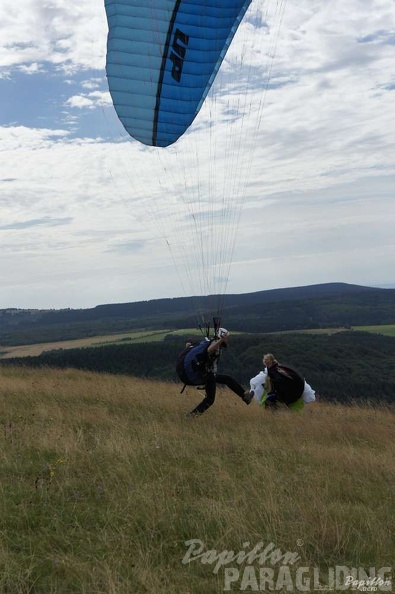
176, 317, 222, 393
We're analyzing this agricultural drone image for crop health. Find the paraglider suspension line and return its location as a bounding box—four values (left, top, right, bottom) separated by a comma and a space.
213, 317, 221, 338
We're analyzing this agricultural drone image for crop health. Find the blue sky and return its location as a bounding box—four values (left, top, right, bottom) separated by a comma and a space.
1, 0, 394, 309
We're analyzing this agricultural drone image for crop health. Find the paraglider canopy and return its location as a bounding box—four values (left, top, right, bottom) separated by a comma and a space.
103, 0, 287, 328
104, 0, 252, 147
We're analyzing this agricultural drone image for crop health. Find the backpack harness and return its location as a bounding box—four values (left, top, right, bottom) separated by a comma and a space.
176, 317, 222, 393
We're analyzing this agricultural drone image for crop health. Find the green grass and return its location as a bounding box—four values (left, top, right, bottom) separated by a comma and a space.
91, 328, 203, 346
0, 366, 394, 593
352, 324, 395, 337
269, 324, 395, 337
3, 325, 394, 361
0, 329, 202, 359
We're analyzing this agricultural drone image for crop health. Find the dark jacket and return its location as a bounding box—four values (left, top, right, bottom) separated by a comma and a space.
267, 363, 304, 405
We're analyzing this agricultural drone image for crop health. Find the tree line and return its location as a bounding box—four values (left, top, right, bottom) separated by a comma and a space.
2, 331, 394, 404
1, 284, 394, 346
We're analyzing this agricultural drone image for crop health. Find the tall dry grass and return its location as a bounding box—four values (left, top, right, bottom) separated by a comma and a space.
0, 366, 393, 593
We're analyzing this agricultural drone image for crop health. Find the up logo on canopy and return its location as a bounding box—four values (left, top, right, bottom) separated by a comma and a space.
170, 29, 190, 82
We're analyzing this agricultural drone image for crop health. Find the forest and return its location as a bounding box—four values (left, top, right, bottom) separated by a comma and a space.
1, 282, 395, 346
2, 283, 394, 403
3, 330, 394, 403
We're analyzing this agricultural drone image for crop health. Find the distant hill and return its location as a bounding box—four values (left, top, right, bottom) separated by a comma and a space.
1, 282, 395, 346
2, 282, 395, 404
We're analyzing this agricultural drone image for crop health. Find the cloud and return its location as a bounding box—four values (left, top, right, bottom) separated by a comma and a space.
106, 239, 147, 254
0, 216, 72, 231
18, 62, 45, 75
81, 78, 104, 90
0, 0, 394, 308
0, 0, 107, 72
0, 126, 69, 151
65, 90, 112, 110
358, 30, 395, 45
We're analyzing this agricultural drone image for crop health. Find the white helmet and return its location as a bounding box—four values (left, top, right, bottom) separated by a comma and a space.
218, 327, 229, 338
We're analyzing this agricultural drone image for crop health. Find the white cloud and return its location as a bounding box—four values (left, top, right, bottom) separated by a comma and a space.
18, 62, 45, 75
81, 78, 104, 90
0, 126, 69, 150
65, 90, 112, 110
65, 95, 95, 109
0, 0, 394, 308
0, 0, 106, 72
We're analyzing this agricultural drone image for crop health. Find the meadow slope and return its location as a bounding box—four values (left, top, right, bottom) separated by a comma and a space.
0, 366, 394, 594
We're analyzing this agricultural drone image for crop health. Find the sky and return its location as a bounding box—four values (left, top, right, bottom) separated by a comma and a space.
1, 0, 394, 310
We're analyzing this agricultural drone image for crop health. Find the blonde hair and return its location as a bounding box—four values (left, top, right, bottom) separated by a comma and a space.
263, 353, 277, 365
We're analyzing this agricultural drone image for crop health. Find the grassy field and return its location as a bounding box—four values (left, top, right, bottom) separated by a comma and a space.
351, 324, 395, 337
0, 366, 393, 593
1, 325, 395, 361
0, 329, 198, 359
268, 324, 395, 337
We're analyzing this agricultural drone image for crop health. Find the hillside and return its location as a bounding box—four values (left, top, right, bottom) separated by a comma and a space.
2, 283, 394, 405
4, 331, 395, 403
1, 283, 395, 346
0, 366, 393, 593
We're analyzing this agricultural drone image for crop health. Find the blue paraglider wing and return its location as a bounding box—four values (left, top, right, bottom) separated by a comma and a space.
105, 1, 252, 147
